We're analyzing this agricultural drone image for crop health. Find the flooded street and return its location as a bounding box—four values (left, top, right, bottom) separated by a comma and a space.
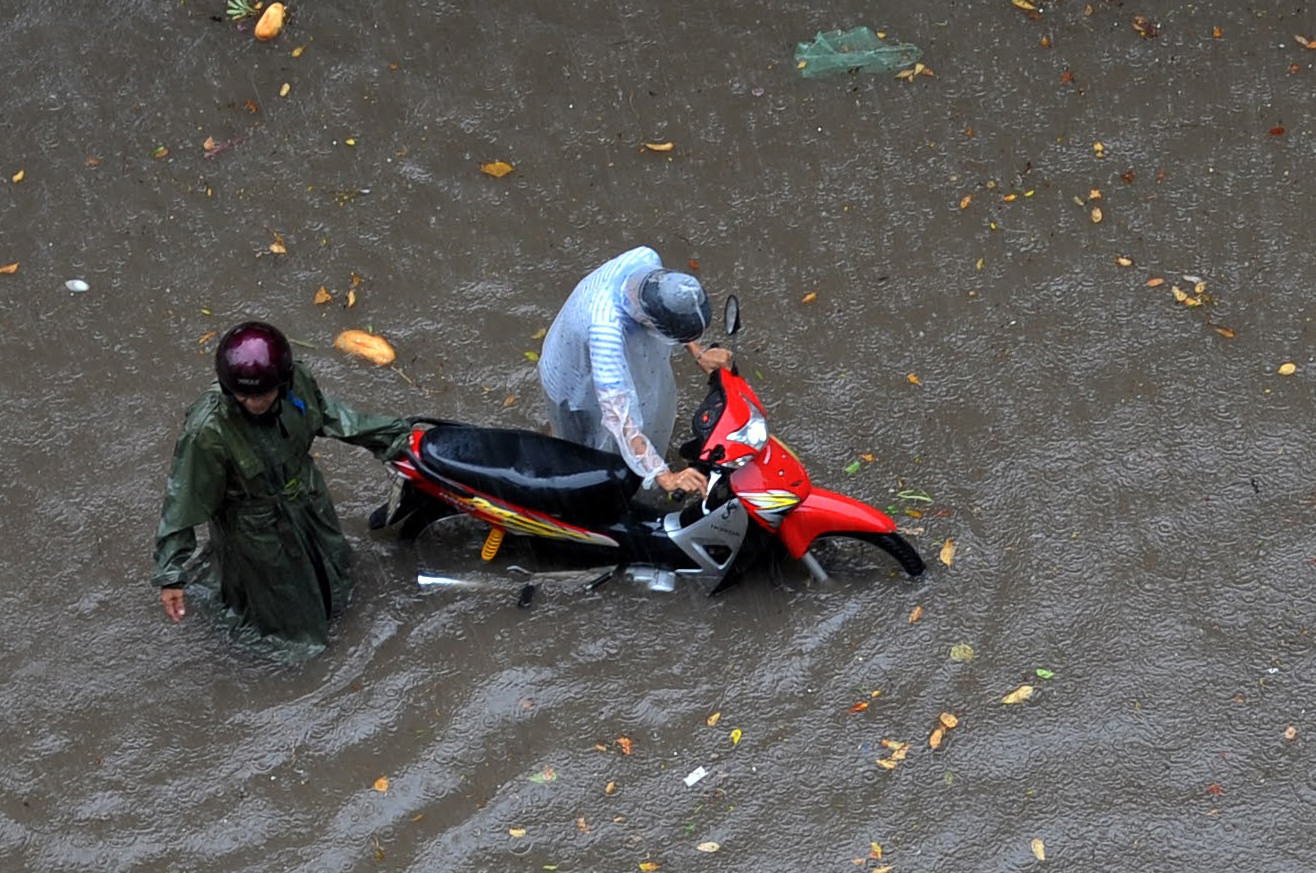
3, 1, 1316, 870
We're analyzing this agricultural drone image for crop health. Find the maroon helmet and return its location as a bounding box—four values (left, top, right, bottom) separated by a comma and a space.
215, 321, 294, 395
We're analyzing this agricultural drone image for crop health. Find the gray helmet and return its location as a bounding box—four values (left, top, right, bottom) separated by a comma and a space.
636, 270, 710, 343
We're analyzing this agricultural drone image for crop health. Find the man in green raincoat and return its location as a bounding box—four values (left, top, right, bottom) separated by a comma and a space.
153, 321, 412, 648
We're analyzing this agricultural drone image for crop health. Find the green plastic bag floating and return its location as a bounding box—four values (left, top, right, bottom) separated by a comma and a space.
795, 27, 922, 78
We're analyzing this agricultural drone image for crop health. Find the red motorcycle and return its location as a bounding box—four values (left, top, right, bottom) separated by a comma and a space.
372, 297, 924, 597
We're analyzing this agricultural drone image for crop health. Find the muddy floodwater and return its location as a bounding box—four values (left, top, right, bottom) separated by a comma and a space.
3, 1, 1316, 870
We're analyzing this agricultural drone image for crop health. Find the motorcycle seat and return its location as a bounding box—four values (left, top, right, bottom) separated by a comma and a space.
415, 422, 641, 524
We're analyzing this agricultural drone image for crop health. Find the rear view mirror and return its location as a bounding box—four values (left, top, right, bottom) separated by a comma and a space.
724, 295, 741, 337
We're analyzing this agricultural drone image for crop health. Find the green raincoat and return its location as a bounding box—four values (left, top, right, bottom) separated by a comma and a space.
153, 362, 410, 646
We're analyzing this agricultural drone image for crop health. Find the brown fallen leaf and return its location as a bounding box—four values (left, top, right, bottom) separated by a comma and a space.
1212, 26, 1223, 38
1211, 325, 1235, 339
1147, 277, 1165, 287
314, 286, 332, 304
198, 330, 217, 345
801, 292, 818, 304
502, 394, 517, 408
643, 141, 674, 152
0, 262, 17, 274
850, 701, 870, 714
909, 604, 924, 623
960, 194, 973, 209
617, 736, 633, 755
908, 373, 921, 385
1132, 15, 1158, 38
1002, 684, 1036, 704
480, 160, 514, 178
373, 777, 389, 792
1296, 34, 1315, 49
939, 539, 956, 566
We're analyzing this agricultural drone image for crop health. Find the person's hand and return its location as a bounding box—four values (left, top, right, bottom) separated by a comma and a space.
160, 587, 186, 623
689, 342, 731, 373
655, 467, 708, 498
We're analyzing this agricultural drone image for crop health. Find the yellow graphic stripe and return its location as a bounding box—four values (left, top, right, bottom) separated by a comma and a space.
742, 490, 801, 512
459, 495, 617, 546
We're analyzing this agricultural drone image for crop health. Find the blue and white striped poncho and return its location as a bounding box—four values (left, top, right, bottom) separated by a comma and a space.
539, 247, 681, 486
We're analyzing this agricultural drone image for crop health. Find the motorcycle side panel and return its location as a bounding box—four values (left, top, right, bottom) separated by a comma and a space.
730, 437, 811, 531
775, 487, 899, 558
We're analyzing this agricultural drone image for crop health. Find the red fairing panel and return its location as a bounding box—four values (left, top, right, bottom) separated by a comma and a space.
776, 487, 898, 558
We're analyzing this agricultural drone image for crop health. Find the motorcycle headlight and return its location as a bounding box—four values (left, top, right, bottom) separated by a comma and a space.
725, 406, 768, 453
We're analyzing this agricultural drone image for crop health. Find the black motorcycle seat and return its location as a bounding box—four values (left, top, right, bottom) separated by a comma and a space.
415, 422, 641, 524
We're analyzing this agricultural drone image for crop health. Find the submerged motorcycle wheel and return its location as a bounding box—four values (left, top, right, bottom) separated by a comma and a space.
808, 532, 926, 580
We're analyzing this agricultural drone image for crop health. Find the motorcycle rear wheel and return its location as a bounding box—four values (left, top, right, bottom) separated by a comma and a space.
809, 532, 925, 579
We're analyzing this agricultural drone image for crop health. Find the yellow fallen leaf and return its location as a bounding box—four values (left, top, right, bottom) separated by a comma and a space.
929, 726, 945, 749
696, 842, 720, 853
643, 141, 674, 152
975, 257, 985, 270
618, 736, 633, 755
480, 160, 515, 178
280, 82, 291, 97
909, 604, 924, 623
269, 236, 287, 255
1012, 0, 1037, 9
1147, 277, 1164, 287
198, 330, 217, 345
291, 45, 305, 57
873, 867, 893, 873
1088, 188, 1102, 200
373, 777, 389, 792
876, 758, 899, 770
335, 329, 396, 366
605, 781, 616, 794
502, 394, 517, 408
12, 169, 25, 183
960, 194, 973, 209
1278, 362, 1297, 376
939, 539, 956, 566
1212, 326, 1235, 339
1090, 206, 1103, 223
639, 862, 660, 872
347, 288, 357, 308
706, 711, 721, 727
939, 712, 959, 729
0, 262, 18, 274
577, 817, 590, 832
730, 728, 742, 746
508, 828, 527, 838
314, 286, 332, 304
254, 2, 286, 40
531, 327, 547, 340
801, 291, 818, 304
1285, 725, 1297, 740
1003, 193, 1017, 202
908, 373, 921, 385
1115, 256, 1133, 267
869, 842, 883, 860
1031, 838, 1046, 860
1003, 684, 1036, 704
